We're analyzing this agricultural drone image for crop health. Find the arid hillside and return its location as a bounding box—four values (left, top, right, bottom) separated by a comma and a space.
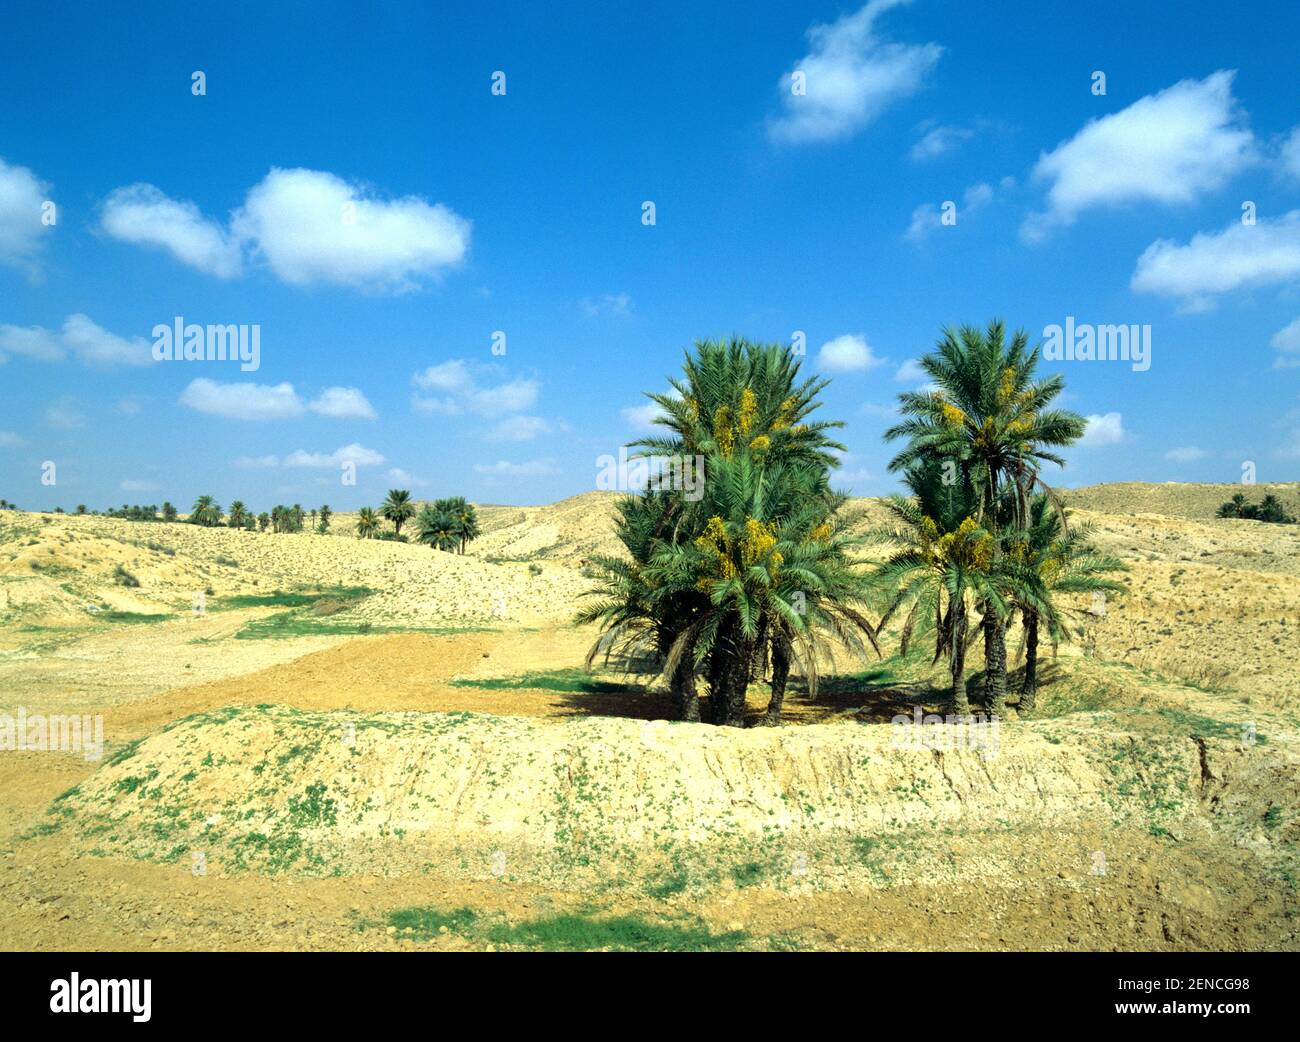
1, 483, 1297, 951
1066, 482, 1300, 520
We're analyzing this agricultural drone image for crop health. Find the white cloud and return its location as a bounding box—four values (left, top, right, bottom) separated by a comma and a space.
1164, 446, 1206, 463
181, 379, 370, 421
1078, 412, 1125, 447
100, 183, 242, 278
100, 168, 470, 292
233, 455, 280, 469
860, 401, 898, 418
1131, 210, 1300, 307
0, 156, 51, 275
180, 379, 305, 421
1023, 71, 1254, 241
895, 358, 926, 382
473, 459, 560, 477
45, 398, 85, 429
411, 360, 538, 416
232, 168, 469, 290
488, 415, 553, 442
579, 292, 632, 317
120, 479, 160, 493
386, 467, 428, 487
768, 0, 942, 145
308, 386, 376, 419
905, 182, 994, 241
909, 124, 973, 161
1272, 316, 1300, 368
0, 431, 25, 447
116, 398, 142, 415
622, 401, 667, 432
817, 333, 887, 373
59, 314, 152, 366
0, 315, 150, 367
283, 443, 385, 468
0, 323, 65, 363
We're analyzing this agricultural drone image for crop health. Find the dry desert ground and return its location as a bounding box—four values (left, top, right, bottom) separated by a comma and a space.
1, 482, 1298, 951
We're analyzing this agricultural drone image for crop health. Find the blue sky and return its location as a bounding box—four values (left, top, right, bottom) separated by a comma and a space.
2, 0, 1298, 511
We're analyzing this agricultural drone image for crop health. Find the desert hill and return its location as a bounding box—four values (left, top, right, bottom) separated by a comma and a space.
1, 482, 1297, 951
1066, 482, 1299, 520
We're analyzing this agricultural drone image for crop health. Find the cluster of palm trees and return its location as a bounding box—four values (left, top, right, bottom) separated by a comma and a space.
580, 326, 1127, 727
875, 322, 1127, 714
356, 490, 481, 552
1216, 492, 1296, 524
580, 338, 878, 727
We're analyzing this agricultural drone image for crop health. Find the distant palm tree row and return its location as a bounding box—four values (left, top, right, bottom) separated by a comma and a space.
51, 496, 333, 534
185, 497, 333, 534
357, 490, 481, 553
581, 326, 1128, 726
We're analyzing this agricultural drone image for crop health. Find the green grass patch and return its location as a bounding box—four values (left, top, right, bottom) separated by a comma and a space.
729, 861, 767, 888
368, 904, 747, 951
223, 586, 493, 640
383, 906, 479, 940
100, 611, 172, 624
450, 668, 636, 695
218, 586, 372, 610
486, 913, 745, 952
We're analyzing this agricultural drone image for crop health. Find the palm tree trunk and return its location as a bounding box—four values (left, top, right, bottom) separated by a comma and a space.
711, 615, 751, 727
950, 601, 970, 716
671, 652, 700, 723
985, 612, 1008, 717
762, 638, 790, 726
1020, 609, 1038, 713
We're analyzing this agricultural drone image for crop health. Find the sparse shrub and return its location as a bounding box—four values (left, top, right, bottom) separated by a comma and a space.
113, 564, 140, 588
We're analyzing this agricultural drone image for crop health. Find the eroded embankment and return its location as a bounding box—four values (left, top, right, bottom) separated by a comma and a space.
39, 706, 1299, 891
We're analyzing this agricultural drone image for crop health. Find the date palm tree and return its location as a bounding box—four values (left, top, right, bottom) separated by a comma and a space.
442, 496, 480, 553
647, 454, 876, 726
885, 320, 1086, 712
578, 490, 709, 720
1006, 496, 1127, 711
415, 503, 459, 552
871, 460, 1003, 715
355, 507, 379, 538
382, 489, 415, 539
579, 339, 873, 726
228, 501, 248, 530
191, 495, 222, 527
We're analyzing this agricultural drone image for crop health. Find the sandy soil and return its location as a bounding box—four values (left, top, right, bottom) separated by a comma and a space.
1, 485, 1297, 951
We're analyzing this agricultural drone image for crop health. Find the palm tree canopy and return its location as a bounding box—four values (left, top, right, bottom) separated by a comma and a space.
884, 320, 1086, 525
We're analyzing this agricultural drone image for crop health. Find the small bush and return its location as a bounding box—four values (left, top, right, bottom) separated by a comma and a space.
113, 564, 140, 588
